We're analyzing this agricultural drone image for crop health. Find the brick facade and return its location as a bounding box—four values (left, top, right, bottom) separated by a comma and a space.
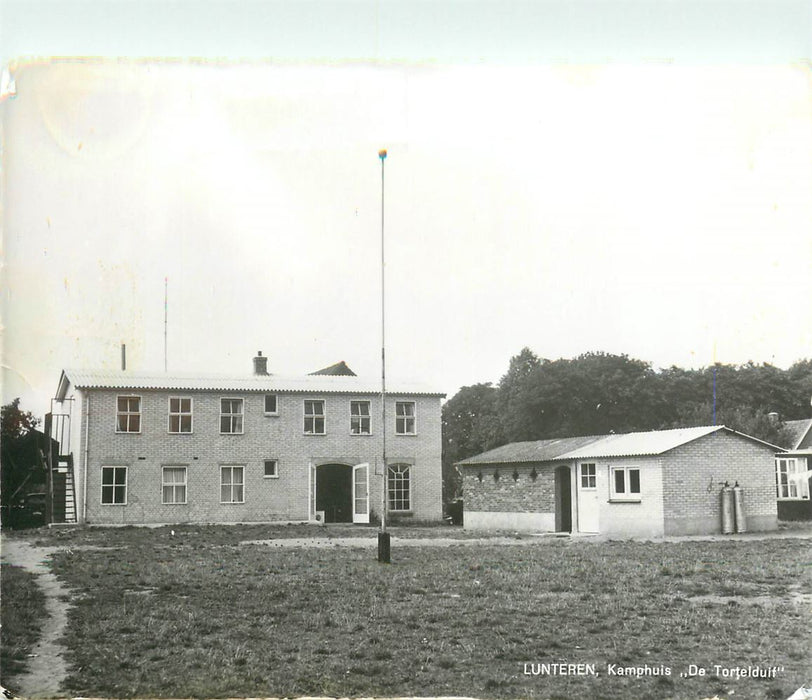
69, 387, 442, 525
661, 430, 777, 535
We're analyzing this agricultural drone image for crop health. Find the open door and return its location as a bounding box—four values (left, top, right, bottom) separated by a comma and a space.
352, 462, 370, 524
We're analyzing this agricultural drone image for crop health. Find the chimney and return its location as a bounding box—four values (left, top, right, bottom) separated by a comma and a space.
253, 351, 268, 376
121, 344, 126, 371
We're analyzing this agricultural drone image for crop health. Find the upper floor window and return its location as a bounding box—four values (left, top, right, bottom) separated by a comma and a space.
395, 401, 416, 435
610, 466, 641, 501
264, 394, 278, 415
304, 400, 325, 434
264, 459, 278, 478
168, 397, 193, 433
220, 398, 244, 434
776, 458, 810, 500
116, 396, 141, 433
350, 401, 371, 435
580, 463, 596, 489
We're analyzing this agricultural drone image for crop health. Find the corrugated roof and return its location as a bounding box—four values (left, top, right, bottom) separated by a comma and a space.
783, 418, 812, 450
457, 425, 774, 465
58, 369, 444, 397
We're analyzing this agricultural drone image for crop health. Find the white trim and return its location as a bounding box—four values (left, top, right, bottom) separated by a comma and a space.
100, 465, 128, 505
387, 462, 412, 512
220, 465, 245, 504
579, 462, 597, 490
263, 459, 279, 479
263, 394, 279, 416
350, 400, 372, 435
115, 394, 142, 434
167, 395, 194, 434
161, 465, 188, 505
609, 465, 642, 502
352, 462, 370, 523
395, 401, 417, 436
219, 396, 244, 435
303, 398, 326, 435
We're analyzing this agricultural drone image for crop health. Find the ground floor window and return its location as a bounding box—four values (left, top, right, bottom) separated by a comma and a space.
221, 465, 245, 503
101, 466, 127, 504
388, 463, 411, 511
776, 458, 810, 499
610, 466, 640, 500
162, 466, 187, 504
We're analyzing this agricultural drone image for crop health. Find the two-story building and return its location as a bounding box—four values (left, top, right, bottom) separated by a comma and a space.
50, 353, 444, 525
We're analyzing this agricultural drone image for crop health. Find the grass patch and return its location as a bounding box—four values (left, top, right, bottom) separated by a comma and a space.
22, 529, 812, 699
0, 563, 47, 685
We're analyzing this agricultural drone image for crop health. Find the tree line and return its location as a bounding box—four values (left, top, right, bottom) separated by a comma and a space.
442, 349, 812, 500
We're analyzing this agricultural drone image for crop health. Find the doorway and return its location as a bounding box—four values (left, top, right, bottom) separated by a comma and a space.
316, 464, 352, 523
554, 465, 572, 533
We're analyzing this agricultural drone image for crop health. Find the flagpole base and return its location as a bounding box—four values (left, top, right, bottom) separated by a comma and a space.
377, 532, 391, 563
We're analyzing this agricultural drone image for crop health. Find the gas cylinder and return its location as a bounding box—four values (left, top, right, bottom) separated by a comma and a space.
720, 482, 735, 534
733, 482, 747, 533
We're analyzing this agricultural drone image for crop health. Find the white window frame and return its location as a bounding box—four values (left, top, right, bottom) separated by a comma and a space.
168, 396, 193, 434
580, 463, 597, 490
162, 466, 188, 505
395, 401, 416, 435
220, 465, 245, 504
263, 459, 279, 479
264, 394, 279, 416
115, 395, 141, 433
776, 457, 810, 500
101, 465, 128, 505
387, 463, 412, 512
304, 399, 326, 435
609, 466, 641, 501
220, 397, 244, 434
350, 400, 371, 435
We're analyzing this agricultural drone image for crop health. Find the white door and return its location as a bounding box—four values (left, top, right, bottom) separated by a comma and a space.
308, 462, 317, 521
577, 463, 600, 533
352, 463, 370, 524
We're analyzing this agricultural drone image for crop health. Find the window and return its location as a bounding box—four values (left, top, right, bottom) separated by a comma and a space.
776, 458, 810, 500
610, 466, 641, 500
116, 396, 141, 433
168, 397, 193, 433
221, 466, 244, 503
388, 463, 411, 511
395, 401, 416, 435
220, 398, 244, 434
162, 466, 187, 504
580, 463, 596, 489
264, 394, 278, 415
264, 459, 278, 478
350, 401, 371, 435
304, 400, 325, 434
101, 466, 127, 504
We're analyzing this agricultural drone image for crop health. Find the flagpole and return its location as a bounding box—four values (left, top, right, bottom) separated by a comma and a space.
378, 148, 390, 563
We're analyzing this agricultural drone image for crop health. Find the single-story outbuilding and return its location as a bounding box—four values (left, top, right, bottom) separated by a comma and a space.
457, 425, 780, 537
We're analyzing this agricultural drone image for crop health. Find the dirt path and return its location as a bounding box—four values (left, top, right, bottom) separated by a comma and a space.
1, 539, 71, 699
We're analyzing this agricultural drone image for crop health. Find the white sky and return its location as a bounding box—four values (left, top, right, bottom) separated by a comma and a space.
2, 2, 812, 419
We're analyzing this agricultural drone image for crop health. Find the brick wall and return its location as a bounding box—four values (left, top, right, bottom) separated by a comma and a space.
661, 430, 778, 534
75, 388, 442, 524
463, 463, 555, 513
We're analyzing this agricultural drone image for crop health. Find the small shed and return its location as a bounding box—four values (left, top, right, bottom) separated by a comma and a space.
457, 425, 779, 537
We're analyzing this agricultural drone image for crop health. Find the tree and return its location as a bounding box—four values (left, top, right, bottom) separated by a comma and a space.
442, 383, 501, 500
1, 398, 40, 443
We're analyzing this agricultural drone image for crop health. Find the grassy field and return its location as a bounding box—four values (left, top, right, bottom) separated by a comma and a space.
0, 563, 47, 686
4, 526, 811, 699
